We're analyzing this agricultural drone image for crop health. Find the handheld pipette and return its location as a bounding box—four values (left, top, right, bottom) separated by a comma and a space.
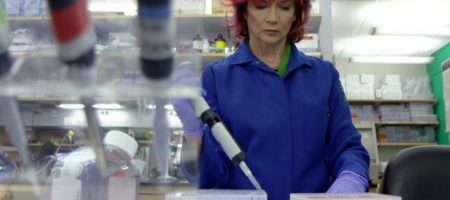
137, 0, 176, 181
47, 0, 107, 171
0, 2, 33, 170
0, 4, 40, 195
191, 97, 262, 190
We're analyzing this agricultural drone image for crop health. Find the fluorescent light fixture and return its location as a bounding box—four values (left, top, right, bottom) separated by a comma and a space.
93, 103, 124, 109
345, 36, 440, 56
58, 104, 85, 109
373, 26, 450, 37
351, 56, 434, 64
147, 104, 173, 110
367, 1, 450, 27
164, 104, 174, 110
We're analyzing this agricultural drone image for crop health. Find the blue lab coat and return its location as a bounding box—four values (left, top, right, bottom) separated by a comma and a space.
199, 41, 370, 200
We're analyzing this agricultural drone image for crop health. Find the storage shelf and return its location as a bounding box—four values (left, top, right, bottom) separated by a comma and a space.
0, 146, 19, 152
375, 121, 439, 126
27, 143, 80, 148
378, 142, 437, 147
380, 98, 438, 104
10, 51, 226, 58
7, 13, 322, 33
7, 13, 228, 21
353, 121, 373, 129
347, 98, 437, 104
347, 99, 379, 104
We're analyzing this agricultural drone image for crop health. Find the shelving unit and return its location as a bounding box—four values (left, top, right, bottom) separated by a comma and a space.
6, 12, 323, 64
375, 121, 439, 126
350, 98, 439, 179
27, 143, 80, 148
347, 98, 438, 105
378, 142, 437, 147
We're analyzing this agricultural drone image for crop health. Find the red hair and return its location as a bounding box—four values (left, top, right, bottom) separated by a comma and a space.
222, 0, 311, 43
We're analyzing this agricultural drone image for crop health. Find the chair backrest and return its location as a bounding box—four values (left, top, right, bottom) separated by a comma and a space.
380, 145, 450, 200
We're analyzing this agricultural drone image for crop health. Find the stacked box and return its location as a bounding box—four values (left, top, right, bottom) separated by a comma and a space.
3, 0, 47, 16
419, 127, 436, 142
172, 0, 210, 14
339, 78, 347, 95
350, 105, 377, 121
378, 105, 410, 121
295, 34, 319, 52
409, 103, 437, 121
345, 74, 375, 99
380, 75, 403, 99
377, 127, 387, 142
377, 126, 436, 143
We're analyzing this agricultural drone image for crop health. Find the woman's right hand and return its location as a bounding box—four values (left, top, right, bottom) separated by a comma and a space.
171, 62, 205, 138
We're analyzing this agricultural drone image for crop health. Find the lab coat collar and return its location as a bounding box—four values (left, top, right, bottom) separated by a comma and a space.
289, 42, 313, 68
229, 40, 255, 66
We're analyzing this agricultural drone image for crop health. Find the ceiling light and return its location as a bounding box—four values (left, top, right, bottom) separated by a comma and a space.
373, 26, 450, 37
58, 104, 85, 109
88, 2, 137, 16
164, 104, 174, 110
146, 104, 173, 110
93, 103, 124, 109
350, 56, 434, 64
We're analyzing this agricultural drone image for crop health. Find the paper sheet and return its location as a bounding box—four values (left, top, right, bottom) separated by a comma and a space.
443, 67, 450, 132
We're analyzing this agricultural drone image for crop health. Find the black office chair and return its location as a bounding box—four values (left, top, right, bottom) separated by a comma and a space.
380, 145, 450, 200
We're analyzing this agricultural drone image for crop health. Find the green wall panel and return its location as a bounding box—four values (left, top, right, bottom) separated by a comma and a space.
427, 43, 450, 144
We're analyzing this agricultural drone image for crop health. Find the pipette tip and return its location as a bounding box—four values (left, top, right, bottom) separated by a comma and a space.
239, 162, 263, 190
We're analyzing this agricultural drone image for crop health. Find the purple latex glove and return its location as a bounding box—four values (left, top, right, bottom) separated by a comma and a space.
172, 99, 204, 137
171, 62, 204, 137
326, 170, 368, 193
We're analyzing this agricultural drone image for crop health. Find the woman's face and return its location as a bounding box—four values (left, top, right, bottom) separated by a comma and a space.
245, 0, 296, 45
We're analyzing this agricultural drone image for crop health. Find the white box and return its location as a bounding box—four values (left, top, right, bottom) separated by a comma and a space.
381, 84, 402, 92
295, 34, 319, 51
346, 74, 360, 84
360, 74, 375, 84
172, 0, 210, 14
165, 190, 267, 200
290, 193, 401, 200
381, 75, 401, 86
376, 89, 382, 98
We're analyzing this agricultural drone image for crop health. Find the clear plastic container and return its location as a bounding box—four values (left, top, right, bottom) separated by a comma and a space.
290, 193, 401, 200
165, 189, 267, 200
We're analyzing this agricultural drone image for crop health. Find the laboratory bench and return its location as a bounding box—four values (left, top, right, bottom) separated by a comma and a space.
0, 183, 197, 200
0, 183, 382, 200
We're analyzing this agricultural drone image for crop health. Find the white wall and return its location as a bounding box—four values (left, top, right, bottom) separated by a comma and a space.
335, 58, 429, 88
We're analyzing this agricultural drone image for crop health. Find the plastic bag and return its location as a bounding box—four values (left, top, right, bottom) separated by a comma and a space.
403, 76, 433, 98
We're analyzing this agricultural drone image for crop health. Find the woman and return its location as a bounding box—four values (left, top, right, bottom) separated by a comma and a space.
175, 0, 369, 199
